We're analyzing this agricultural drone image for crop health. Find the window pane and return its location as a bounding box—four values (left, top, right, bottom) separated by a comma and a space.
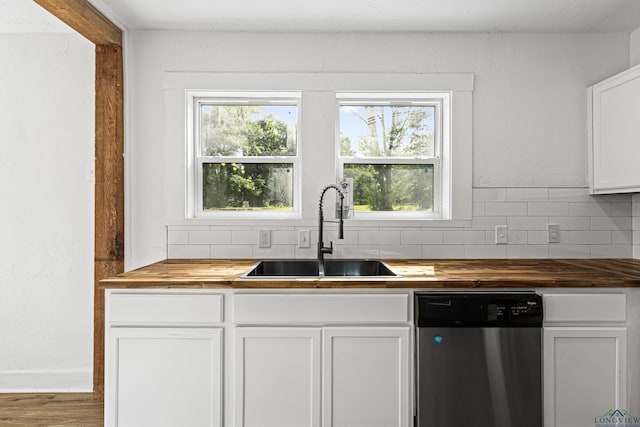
343, 164, 434, 212
339, 105, 435, 158
203, 163, 293, 211
200, 104, 297, 156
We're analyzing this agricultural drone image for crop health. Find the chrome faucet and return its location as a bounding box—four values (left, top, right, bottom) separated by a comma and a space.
318, 184, 345, 273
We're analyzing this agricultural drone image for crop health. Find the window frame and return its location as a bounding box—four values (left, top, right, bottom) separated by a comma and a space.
188, 91, 302, 219
336, 92, 451, 220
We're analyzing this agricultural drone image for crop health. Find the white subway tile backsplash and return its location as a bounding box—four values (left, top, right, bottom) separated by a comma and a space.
168, 244, 210, 259
527, 202, 569, 216
473, 188, 506, 202
485, 202, 527, 216
253, 245, 295, 259
167, 230, 189, 245
548, 245, 591, 258
471, 217, 507, 230
548, 188, 591, 202
590, 245, 632, 258
464, 245, 507, 259
444, 230, 485, 245
189, 230, 232, 245
506, 188, 548, 202
507, 217, 548, 230
590, 217, 631, 231
527, 231, 549, 245
612, 230, 633, 245
548, 216, 590, 231
507, 230, 528, 245
507, 245, 549, 259
400, 230, 443, 245
569, 202, 611, 217
167, 186, 636, 260
472, 202, 486, 216
570, 231, 611, 245
358, 230, 401, 245
271, 230, 297, 245
422, 245, 465, 259
336, 244, 380, 258
611, 203, 632, 217
210, 245, 252, 258
380, 245, 422, 259
232, 230, 259, 245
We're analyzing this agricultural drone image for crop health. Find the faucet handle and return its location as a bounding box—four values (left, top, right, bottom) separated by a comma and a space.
320, 241, 333, 254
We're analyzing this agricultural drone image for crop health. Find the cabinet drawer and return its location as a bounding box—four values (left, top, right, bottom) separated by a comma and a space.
234, 293, 409, 324
107, 292, 224, 325
543, 293, 626, 323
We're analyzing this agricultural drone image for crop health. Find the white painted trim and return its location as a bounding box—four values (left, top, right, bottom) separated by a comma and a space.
163, 72, 474, 92
0, 369, 92, 393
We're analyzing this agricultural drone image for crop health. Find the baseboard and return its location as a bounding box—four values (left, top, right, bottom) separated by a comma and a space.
0, 369, 92, 393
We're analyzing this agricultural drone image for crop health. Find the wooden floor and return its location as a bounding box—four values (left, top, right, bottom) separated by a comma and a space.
0, 394, 103, 427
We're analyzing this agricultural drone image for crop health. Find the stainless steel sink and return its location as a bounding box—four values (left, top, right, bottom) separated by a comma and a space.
241, 259, 319, 277
240, 259, 398, 278
322, 259, 397, 277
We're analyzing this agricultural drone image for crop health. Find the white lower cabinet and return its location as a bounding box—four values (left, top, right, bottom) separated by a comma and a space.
323, 327, 410, 427
234, 327, 322, 427
233, 326, 410, 427
542, 293, 628, 427
106, 327, 223, 427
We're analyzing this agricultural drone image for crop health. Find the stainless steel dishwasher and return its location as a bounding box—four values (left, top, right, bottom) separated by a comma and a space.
415, 292, 543, 427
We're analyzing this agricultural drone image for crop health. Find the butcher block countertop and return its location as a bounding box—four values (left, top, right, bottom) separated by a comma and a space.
99, 258, 640, 288
93, 257, 640, 397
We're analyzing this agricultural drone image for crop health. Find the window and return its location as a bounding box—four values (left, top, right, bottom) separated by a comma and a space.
191, 92, 301, 217
337, 92, 450, 219
178, 73, 471, 223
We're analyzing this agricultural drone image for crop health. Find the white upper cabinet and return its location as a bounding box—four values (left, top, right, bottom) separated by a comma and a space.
589, 64, 640, 194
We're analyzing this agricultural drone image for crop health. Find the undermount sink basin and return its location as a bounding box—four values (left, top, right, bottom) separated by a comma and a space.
240, 259, 399, 278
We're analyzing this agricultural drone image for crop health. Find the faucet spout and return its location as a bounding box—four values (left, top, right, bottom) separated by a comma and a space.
318, 184, 345, 268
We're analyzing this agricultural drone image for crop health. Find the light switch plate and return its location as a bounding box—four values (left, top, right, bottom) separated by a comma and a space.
298, 230, 310, 248
495, 225, 508, 244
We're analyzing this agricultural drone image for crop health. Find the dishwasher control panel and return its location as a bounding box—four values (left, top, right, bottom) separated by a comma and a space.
415, 292, 543, 327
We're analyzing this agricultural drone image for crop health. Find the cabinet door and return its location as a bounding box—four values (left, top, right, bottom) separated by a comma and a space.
235, 327, 321, 427
105, 327, 222, 427
590, 65, 640, 194
544, 327, 627, 427
323, 327, 410, 427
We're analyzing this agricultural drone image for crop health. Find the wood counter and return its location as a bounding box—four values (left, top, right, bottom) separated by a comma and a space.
94, 258, 640, 397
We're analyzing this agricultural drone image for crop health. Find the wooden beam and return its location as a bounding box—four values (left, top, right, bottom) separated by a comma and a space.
33, 0, 122, 46
93, 44, 125, 398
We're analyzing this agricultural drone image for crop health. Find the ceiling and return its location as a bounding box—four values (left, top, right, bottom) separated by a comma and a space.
3, 0, 640, 34
90, 0, 640, 33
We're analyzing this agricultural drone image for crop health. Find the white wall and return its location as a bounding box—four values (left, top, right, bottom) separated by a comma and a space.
127, 31, 631, 268
631, 27, 640, 67
0, 34, 95, 391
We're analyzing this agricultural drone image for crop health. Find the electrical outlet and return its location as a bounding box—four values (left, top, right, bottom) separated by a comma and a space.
548, 224, 561, 243
259, 230, 271, 248
298, 229, 310, 248
495, 225, 508, 244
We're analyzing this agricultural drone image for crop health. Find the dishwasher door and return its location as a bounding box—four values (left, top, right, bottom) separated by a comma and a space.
417, 327, 542, 427
415, 292, 542, 427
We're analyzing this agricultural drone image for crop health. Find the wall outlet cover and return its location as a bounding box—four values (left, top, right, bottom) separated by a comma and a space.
548, 224, 561, 243
298, 229, 310, 248
259, 230, 271, 248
